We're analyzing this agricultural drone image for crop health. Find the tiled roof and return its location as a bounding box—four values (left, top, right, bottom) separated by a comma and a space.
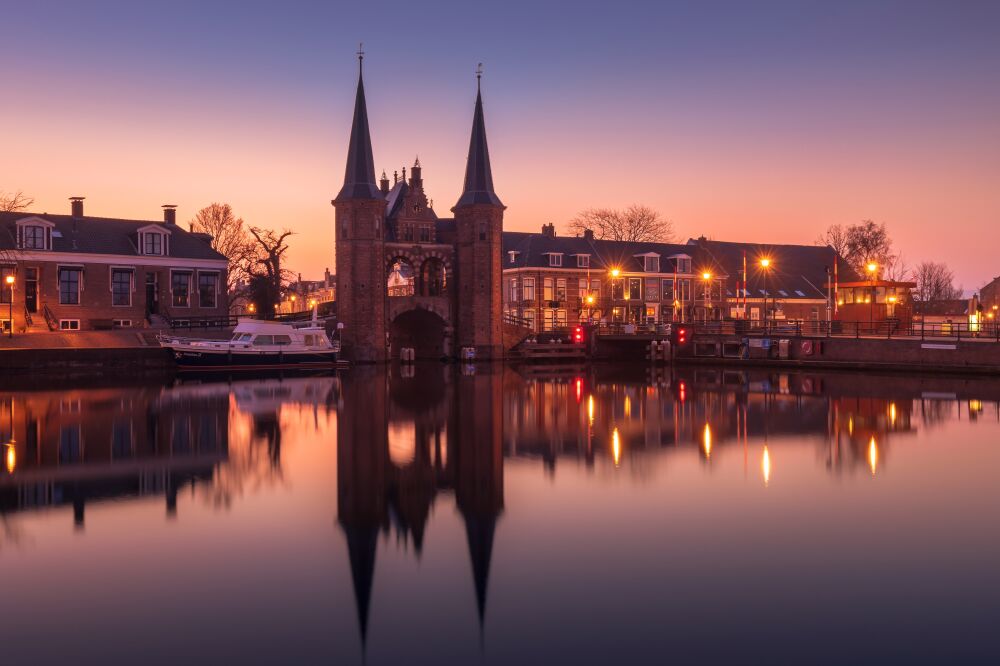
501, 231, 725, 275
0, 211, 227, 261
689, 238, 858, 300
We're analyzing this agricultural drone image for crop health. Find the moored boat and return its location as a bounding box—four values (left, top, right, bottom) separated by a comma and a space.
159, 319, 341, 370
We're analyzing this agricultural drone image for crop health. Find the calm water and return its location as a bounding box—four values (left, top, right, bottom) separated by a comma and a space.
1, 365, 999, 664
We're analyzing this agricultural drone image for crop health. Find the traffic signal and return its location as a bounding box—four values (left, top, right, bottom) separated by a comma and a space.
573, 326, 584, 343
672, 325, 689, 345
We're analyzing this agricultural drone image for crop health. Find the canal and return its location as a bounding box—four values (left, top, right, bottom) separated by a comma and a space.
0, 365, 998, 664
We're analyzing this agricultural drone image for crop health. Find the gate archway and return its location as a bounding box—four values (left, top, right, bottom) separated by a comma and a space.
389, 308, 449, 360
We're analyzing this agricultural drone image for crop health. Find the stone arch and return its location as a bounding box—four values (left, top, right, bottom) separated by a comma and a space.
386, 255, 416, 297
389, 308, 449, 360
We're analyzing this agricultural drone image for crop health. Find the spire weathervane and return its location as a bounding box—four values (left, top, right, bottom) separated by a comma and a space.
357, 42, 365, 73
476, 62, 483, 91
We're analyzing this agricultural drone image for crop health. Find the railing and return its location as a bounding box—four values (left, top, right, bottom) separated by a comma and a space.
23, 305, 32, 327
42, 303, 57, 331
503, 312, 532, 328
693, 319, 1000, 341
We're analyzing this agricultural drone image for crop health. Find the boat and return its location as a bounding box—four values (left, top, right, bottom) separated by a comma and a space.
159, 319, 341, 370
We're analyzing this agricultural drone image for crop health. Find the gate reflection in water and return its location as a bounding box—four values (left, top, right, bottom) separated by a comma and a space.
0, 366, 999, 664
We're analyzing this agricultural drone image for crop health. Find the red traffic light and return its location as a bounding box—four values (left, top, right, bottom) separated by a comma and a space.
676, 326, 688, 344
573, 326, 584, 343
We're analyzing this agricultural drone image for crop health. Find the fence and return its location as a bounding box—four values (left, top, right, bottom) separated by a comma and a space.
692, 319, 1000, 341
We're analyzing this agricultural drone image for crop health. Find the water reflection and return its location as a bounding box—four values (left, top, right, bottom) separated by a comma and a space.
1, 367, 1000, 662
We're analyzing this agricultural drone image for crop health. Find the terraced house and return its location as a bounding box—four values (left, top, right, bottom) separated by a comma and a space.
0, 198, 228, 333
502, 224, 728, 330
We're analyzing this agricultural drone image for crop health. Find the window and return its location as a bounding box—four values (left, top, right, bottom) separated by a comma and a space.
0, 266, 13, 304
555, 309, 567, 328
59, 319, 80, 331
272, 335, 292, 345
198, 272, 219, 308
143, 232, 164, 255
403, 226, 413, 242
590, 279, 601, 298
113, 319, 132, 328
713, 280, 723, 301
111, 268, 132, 306
676, 257, 692, 274
420, 227, 431, 242
171, 272, 191, 307
23, 225, 46, 249
611, 279, 624, 300
548, 254, 563, 267
253, 335, 274, 346
59, 267, 82, 305
523, 309, 536, 331
543, 278, 554, 301
555, 278, 567, 301
508, 251, 519, 264
577, 255, 590, 268
662, 278, 674, 301
679, 279, 691, 301
645, 278, 659, 301
628, 278, 642, 300
523, 277, 535, 300
578, 278, 588, 297
644, 256, 660, 272
542, 309, 555, 331
508, 278, 520, 302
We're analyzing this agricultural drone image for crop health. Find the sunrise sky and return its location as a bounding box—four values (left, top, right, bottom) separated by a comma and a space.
3, 0, 998, 289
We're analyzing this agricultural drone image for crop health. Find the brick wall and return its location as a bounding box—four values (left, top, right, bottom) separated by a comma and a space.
5, 260, 228, 332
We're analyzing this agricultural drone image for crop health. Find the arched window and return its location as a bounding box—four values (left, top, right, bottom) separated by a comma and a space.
421, 259, 447, 296
387, 258, 415, 296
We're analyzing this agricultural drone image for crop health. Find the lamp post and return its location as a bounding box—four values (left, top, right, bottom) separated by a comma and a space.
585, 294, 595, 322
866, 262, 878, 331
701, 272, 712, 323
759, 259, 771, 329
4, 275, 14, 338
609, 267, 621, 325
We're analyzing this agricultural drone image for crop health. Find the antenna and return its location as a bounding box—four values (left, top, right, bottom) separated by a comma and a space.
476, 62, 483, 91
357, 42, 365, 73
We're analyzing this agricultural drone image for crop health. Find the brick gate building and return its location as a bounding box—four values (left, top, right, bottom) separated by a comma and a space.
333, 56, 504, 362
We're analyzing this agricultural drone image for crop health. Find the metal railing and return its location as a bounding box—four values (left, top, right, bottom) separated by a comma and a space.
693, 319, 1000, 341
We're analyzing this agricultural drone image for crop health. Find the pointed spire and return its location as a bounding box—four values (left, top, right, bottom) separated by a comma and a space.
336, 46, 382, 202
344, 525, 378, 652
456, 64, 503, 208
463, 513, 497, 632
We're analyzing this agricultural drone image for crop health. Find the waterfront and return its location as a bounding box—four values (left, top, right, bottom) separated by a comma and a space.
1, 365, 999, 664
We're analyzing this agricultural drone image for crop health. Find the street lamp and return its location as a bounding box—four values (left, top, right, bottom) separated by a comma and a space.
4, 274, 13, 338
701, 272, 712, 322
866, 262, 878, 329
585, 294, 595, 322
759, 259, 771, 328
247, 302, 256, 315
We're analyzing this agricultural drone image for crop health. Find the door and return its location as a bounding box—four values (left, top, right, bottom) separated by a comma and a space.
146, 272, 158, 315
25, 267, 38, 313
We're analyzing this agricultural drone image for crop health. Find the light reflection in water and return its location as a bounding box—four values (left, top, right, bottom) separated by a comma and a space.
612, 427, 621, 467
869, 436, 879, 476
5, 444, 14, 474
762, 446, 772, 486
702, 423, 712, 459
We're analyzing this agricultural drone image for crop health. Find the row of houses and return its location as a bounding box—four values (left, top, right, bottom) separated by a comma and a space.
0, 198, 228, 333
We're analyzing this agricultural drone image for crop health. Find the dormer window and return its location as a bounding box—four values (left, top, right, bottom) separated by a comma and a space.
576, 255, 590, 268
644, 256, 659, 272
508, 250, 520, 264
15, 217, 55, 250
548, 253, 563, 267
671, 255, 692, 274
138, 227, 170, 256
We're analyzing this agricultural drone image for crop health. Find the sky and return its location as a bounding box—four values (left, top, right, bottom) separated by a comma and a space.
2, 0, 998, 289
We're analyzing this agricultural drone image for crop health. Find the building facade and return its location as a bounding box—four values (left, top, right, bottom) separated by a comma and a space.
332, 57, 504, 361
502, 225, 728, 329
0, 199, 228, 333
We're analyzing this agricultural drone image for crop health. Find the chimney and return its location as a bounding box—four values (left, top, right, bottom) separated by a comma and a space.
410, 156, 422, 190
69, 197, 85, 218
162, 204, 177, 225
380, 170, 390, 194
541, 223, 556, 238
583, 228, 594, 241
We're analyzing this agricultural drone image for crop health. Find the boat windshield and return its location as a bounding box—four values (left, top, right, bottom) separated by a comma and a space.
232, 333, 253, 342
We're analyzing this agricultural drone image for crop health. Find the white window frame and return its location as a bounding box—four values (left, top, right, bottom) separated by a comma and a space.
547, 253, 563, 267
170, 270, 193, 308
197, 270, 220, 309
57, 265, 84, 305
644, 256, 660, 272
15, 217, 54, 250
59, 319, 81, 331
138, 226, 171, 256
576, 255, 590, 268
110, 266, 135, 307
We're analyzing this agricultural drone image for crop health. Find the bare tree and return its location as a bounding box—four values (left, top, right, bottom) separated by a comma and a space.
914, 261, 962, 302
189, 203, 254, 293
883, 253, 912, 282
246, 227, 294, 317
0, 191, 34, 213
818, 220, 894, 275
566, 205, 676, 243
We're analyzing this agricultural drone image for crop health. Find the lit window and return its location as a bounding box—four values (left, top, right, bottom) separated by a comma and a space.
171, 272, 192, 307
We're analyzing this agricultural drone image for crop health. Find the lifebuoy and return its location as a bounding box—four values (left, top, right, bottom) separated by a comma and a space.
801, 340, 814, 355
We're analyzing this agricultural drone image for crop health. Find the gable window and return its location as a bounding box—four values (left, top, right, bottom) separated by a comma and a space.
644, 256, 660, 272
59, 267, 82, 305
143, 232, 164, 256
577, 255, 590, 268
198, 272, 219, 308
23, 225, 46, 249
171, 271, 192, 307
111, 268, 133, 306
548, 253, 563, 267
